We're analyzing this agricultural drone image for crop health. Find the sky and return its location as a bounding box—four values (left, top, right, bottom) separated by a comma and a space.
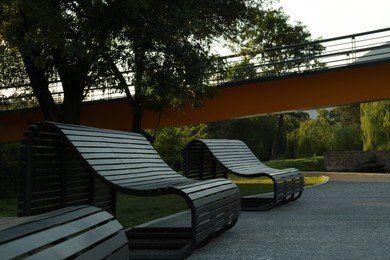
275, 0, 390, 39
214, 0, 390, 55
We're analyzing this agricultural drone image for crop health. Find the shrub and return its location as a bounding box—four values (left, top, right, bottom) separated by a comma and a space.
146, 125, 207, 171
0, 143, 19, 198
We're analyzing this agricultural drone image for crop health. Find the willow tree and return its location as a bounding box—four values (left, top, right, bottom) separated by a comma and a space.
287, 110, 334, 158
0, 0, 273, 131
361, 100, 390, 151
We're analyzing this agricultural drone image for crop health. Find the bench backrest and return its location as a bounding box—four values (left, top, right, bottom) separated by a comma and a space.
0, 206, 129, 259
183, 139, 295, 179
19, 123, 115, 216
19, 121, 191, 216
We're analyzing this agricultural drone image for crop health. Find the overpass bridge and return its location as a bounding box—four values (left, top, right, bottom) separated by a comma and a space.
1, 28, 390, 143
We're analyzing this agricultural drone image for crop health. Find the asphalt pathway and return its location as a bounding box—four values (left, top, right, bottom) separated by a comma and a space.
185, 173, 390, 260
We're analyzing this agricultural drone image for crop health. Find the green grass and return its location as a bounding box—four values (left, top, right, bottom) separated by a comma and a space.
264, 156, 325, 171
116, 194, 188, 227
232, 175, 327, 197
0, 198, 17, 216
0, 176, 326, 227
0, 157, 327, 227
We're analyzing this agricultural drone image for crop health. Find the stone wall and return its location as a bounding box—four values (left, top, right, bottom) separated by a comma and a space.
324, 151, 390, 173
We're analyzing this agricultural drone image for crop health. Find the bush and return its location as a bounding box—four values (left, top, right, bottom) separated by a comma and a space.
0, 143, 20, 198
146, 125, 207, 171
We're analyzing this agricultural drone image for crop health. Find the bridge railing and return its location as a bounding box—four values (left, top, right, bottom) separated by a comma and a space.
1, 27, 390, 111
214, 27, 390, 85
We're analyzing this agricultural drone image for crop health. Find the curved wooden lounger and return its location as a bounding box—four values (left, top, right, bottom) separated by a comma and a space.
183, 139, 304, 211
18, 122, 241, 259
0, 206, 130, 259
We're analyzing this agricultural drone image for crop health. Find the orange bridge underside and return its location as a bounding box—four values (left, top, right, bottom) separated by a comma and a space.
1, 62, 390, 143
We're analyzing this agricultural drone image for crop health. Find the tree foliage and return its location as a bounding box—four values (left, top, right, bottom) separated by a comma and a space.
329, 104, 361, 127
287, 113, 333, 158
0, 143, 19, 198
146, 124, 207, 170
273, 112, 309, 159
1, 0, 270, 130
0, 39, 29, 109
330, 125, 362, 151
223, 7, 324, 159
361, 100, 390, 151
1, 0, 118, 122
207, 116, 278, 160
229, 7, 325, 75
0, 40, 26, 88
287, 108, 364, 157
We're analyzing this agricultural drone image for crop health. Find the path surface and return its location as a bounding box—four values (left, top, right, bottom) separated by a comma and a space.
185, 173, 390, 259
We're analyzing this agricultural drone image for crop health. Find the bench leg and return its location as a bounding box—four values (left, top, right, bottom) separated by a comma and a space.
240, 197, 276, 211
125, 227, 195, 260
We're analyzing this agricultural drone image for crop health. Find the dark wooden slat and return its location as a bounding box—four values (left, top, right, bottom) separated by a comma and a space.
0, 206, 129, 259
183, 139, 304, 211
18, 121, 241, 259
1, 206, 98, 243
27, 221, 124, 260
74, 232, 130, 260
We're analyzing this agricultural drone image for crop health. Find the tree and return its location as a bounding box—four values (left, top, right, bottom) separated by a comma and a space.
0, 143, 19, 198
329, 104, 361, 127
0, 40, 26, 88
361, 100, 390, 151
225, 57, 258, 81
287, 109, 334, 157
287, 107, 364, 157
1, 1, 270, 131
225, 7, 324, 159
146, 124, 207, 170
272, 112, 309, 159
0, 39, 29, 110
229, 7, 325, 76
326, 104, 363, 151
1, 1, 116, 122
330, 125, 362, 151
207, 116, 277, 160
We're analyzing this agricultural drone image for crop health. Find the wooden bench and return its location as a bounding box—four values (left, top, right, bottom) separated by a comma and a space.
0, 205, 130, 259
19, 121, 241, 259
183, 139, 304, 211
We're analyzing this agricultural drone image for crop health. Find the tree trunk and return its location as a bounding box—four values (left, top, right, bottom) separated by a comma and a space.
271, 114, 285, 160
132, 48, 146, 133
132, 104, 143, 133
53, 50, 89, 124
17, 11, 59, 121
61, 83, 84, 124
109, 61, 135, 130
22, 55, 61, 121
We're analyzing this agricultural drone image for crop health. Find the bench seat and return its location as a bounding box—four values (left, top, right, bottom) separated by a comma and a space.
0, 206, 129, 259
18, 122, 241, 259
183, 139, 304, 211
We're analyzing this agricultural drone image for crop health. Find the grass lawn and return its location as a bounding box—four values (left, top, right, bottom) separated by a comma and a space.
264, 156, 325, 171
264, 156, 326, 171
0, 198, 17, 217
0, 175, 326, 227
0, 156, 326, 226
232, 175, 326, 196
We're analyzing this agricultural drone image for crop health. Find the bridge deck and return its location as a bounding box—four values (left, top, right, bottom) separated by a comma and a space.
1, 60, 389, 143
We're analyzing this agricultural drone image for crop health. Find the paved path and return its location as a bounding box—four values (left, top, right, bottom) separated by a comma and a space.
185, 173, 390, 259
